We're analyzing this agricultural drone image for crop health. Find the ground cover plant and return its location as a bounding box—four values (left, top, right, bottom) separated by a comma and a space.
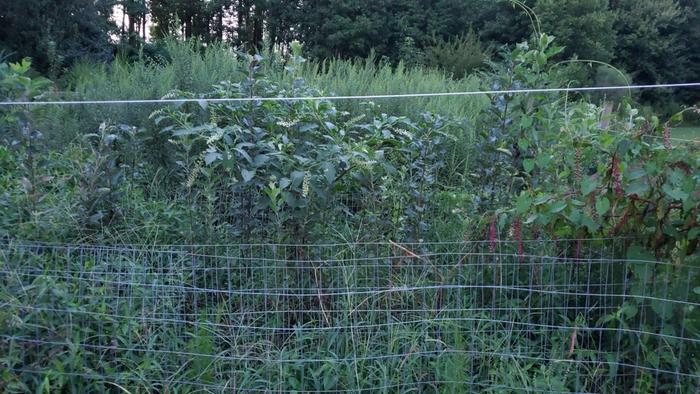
0, 33, 699, 393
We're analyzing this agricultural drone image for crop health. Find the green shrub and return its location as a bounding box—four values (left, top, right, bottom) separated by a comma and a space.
152, 60, 456, 243
423, 30, 490, 79
1, 33, 699, 393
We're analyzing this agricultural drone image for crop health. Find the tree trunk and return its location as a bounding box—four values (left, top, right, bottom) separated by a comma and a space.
252, 5, 263, 50
142, 0, 147, 41
121, 2, 126, 36
128, 1, 136, 37
217, 7, 224, 41
238, 0, 251, 48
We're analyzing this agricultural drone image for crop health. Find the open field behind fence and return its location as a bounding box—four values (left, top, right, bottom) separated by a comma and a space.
672, 126, 700, 142
1, 239, 698, 393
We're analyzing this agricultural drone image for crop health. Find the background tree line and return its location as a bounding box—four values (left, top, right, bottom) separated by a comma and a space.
0, 0, 699, 105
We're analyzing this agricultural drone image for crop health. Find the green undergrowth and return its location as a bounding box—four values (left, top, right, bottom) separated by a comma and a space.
3, 241, 695, 392
1, 34, 699, 392
38, 40, 484, 149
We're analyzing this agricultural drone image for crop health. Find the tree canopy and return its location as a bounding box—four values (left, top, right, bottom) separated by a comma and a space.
0, 0, 115, 76
0, 0, 698, 103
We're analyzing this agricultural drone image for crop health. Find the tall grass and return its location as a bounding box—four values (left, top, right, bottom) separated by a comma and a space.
40, 41, 485, 148
276, 54, 486, 120
39, 41, 249, 145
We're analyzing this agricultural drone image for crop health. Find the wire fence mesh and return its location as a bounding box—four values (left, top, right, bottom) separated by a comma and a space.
1, 238, 698, 393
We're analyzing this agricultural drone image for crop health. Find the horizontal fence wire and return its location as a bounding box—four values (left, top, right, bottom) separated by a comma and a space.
2, 82, 700, 106
1, 239, 699, 393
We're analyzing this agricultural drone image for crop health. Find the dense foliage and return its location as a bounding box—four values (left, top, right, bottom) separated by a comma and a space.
0, 0, 115, 77
2, 0, 699, 106
0, 15, 699, 391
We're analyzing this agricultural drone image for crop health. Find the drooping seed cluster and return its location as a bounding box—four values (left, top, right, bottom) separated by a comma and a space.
276, 119, 298, 128
663, 126, 672, 151
346, 114, 366, 125
302, 171, 310, 198
186, 157, 203, 188
612, 157, 623, 198
206, 128, 225, 145
513, 216, 523, 262
574, 147, 583, 186
488, 217, 497, 253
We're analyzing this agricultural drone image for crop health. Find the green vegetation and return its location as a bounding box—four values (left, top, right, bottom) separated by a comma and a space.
1, 0, 700, 389
33, 40, 484, 165
1, 31, 699, 391
673, 126, 700, 141
3, 0, 699, 110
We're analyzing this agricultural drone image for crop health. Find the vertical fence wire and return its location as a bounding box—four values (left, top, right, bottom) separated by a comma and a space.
0, 239, 698, 392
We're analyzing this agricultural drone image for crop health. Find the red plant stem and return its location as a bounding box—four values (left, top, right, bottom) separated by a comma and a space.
663, 126, 672, 151
612, 156, 623, 198
513, 216, 523, 262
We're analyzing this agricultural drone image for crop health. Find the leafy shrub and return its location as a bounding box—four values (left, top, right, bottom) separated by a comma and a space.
471, 33, 700, 388
1, 33, 699, 393
78, 122, 136, 228
0, 59, 52, 223
423, 30, 490, 79
153, 56, 455, 243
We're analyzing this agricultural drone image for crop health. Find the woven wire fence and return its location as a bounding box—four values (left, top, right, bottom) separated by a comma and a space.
1, 239, 698, 393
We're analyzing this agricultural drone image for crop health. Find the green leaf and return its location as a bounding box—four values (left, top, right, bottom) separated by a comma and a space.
599, 133, 615, 149
290, 171, 305, 188
620, 303, 638, 319
669, 111, 684, 123
647, 351, 660, 369
627, 245, 655, 284
566, 208, 581, 225
321, 162, 336, 185
172, 128, 197, 137
627, 168, 646, 180
536, 154, 551, 169
299, 123, 318, 133
524, 213, 538, 224
662, 184, 689, 202
625, 180, 649, 196
689, 228, 700, 240
549, 200, 567, 214
253, 154, 270, 167
282, 191, 300, 208
581, 214, 599, 233
595, 196, 610, 216
516, 192, 532, 215
204, 151, 221, 165
518, 138, 529, 151
581, 176, 598, 196
627, 244, 655, 262
651, 299, 673, 321
241, 169, 256, 183
534, 194, 552, 205
523, 159, 535, 173
279, 177, 291, 189
536, 51, 547, 67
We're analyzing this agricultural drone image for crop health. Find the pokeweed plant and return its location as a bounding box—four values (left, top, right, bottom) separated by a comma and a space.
512, 100, 700, 392
476, 33, 699, 261
477, 33, 700, 389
